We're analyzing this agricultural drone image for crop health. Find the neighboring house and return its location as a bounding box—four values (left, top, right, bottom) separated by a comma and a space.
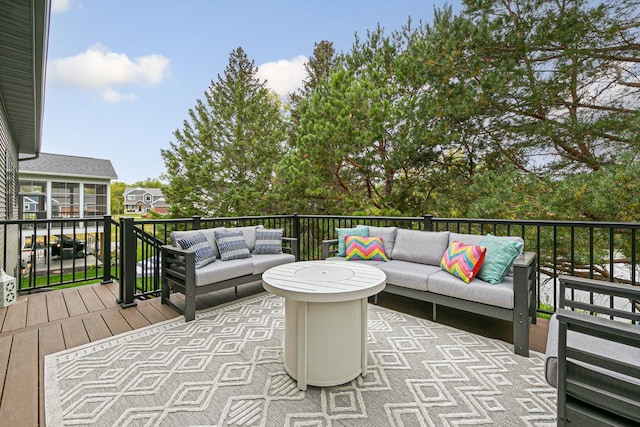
0, 0, 50, 276
124, 187, 169, 214
19, 153, 118, 220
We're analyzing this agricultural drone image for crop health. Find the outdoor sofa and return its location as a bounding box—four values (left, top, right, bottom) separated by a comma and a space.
322, 226, 537, 356
161, 225, 297, 321
544, 275, 640, 426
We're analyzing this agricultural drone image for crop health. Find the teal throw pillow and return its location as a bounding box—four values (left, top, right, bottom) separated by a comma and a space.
477, 234, 524, 284
336, 226, 369, 257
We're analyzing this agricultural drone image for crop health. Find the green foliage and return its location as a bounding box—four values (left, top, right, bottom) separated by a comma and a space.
162, 47, 286, 217
110, 181, 127, 215
160, 1, 639, 226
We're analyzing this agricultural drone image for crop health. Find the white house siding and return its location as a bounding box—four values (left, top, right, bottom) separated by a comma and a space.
0, 104, 20, 277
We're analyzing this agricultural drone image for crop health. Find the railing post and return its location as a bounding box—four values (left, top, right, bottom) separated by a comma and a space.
119, 217, 137, 308
101, 215, 113, 284
292, 213, 300, 261
423, 214, 433, 231
193, 215, 201, 230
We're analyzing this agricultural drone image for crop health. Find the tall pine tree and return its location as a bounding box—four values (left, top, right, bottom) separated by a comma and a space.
162, 47, 285, 217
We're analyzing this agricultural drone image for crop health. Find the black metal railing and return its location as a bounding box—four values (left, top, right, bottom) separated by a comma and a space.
0, 216, 119, 293
2, 214, 637, 318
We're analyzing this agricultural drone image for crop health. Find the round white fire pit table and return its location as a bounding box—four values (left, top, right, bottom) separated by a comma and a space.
262, 261, 386, 391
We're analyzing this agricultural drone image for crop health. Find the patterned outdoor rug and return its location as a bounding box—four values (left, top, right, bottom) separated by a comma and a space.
45, 293, 557, 426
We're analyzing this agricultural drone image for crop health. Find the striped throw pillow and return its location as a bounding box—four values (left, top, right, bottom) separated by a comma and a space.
176, 232, 216, 268
440, 241, 486, 283
214, 230, 252, 261
253, 229, 283, 254
345, 236, 388, 261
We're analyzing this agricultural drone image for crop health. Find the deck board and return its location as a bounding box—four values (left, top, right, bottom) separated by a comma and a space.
61, 317, 90, 349
46, 292, 68, 321
0, 335, 12, 401
1, 298, 28, 332
77, 285, 106, 312
62, 288, 88, 317
26, 293, 49, 327
0, 306, 6, 330
38, 324, 65, 427
137, 300, 171, 324
83, 313, 113, 342
0, 330, 39, 427
93, 282, 120, 308
101, 310, 133, 335
119, 305, 152, 329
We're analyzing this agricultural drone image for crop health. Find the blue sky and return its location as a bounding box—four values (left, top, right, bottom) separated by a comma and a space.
44, 0, 462, 184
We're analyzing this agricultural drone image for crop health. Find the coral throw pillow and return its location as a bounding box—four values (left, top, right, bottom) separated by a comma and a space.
440, 241, 486, 283
345, 236, 388, 261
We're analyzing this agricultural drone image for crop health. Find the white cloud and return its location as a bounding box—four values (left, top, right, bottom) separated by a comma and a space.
49, 44, 170, 90
257, 55, 308, 96
51, 0, 72, 13
101, 89, 137, 103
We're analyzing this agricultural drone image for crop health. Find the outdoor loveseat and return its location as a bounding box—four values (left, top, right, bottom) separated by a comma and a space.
323, 226, 537, 356
161, 225, 298, 321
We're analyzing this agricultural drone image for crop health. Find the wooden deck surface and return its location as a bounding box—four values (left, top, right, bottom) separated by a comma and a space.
0, 281, 549, 427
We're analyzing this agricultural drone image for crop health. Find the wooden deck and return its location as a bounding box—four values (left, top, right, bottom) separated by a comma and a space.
0, 281, 549, 427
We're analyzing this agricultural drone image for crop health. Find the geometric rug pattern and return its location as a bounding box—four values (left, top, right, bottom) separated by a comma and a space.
45, 293, 556, 426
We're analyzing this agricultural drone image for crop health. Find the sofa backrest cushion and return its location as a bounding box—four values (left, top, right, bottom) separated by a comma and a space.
358, 225, 397, 258
230, 225, 264, 252
392, 229, 450, 265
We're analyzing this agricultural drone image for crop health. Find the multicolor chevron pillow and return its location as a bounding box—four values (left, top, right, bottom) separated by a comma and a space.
345, 236, 388, 261
440, 241, 486, 283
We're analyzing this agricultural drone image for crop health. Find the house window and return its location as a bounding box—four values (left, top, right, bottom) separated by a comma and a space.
51, 182, 80, 219
144, 194, 152, 202
127, 195, 135, 201
18, 180, 47, 220
84, 184, 107, 217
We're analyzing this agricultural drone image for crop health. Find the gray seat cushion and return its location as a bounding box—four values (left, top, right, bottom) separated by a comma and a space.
391, 229, 450, 266
251, 253, 296, 275
426, 271, 515, 309
377, 260, 441, 292
545, 314, 640, 388
194, 258, 254, 286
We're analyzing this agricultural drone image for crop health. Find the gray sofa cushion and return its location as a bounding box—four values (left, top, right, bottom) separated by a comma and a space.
194, 258, 254, 286
229, 225, 263, 252
358, 225, 397, 259
377, 260, 441, 292
427, 271, 515, 309
251, 253, 296, 275
392, 229, 450, 266
545, 314, 640, 388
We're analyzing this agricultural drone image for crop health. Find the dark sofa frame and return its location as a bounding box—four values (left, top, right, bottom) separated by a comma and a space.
161, 237, 298, 321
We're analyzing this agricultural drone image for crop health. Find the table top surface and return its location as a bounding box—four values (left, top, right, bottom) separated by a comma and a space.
262, 260, 386, 302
